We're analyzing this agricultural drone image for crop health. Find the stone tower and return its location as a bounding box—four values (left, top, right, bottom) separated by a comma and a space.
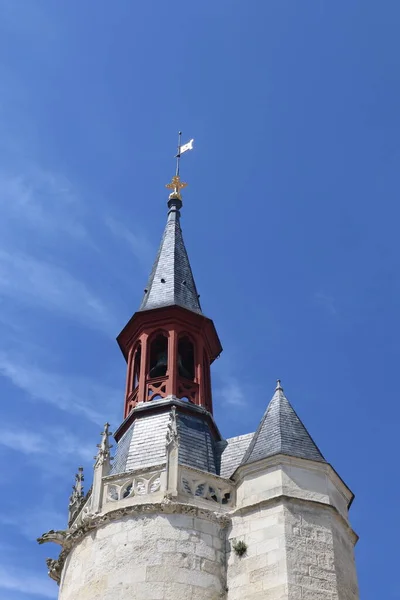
38, 174, 360, 600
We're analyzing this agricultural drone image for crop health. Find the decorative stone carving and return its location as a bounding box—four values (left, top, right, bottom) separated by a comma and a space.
91, 423, 114, 515
166, 405, 179, 448
46, 557, 61, 584
68, 467, 85, 526
37, 529, 68, 546
165, 406, 179, 497
180, 469, 234, 506
105, 470, 162, 503
94, 422, 113, 468
69, 467, 84, 504
69, 489, 94, 529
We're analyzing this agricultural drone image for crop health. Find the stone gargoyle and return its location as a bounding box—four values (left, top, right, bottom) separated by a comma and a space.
37, 529, 68, 546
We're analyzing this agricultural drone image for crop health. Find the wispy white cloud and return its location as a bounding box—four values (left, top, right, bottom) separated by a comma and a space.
0, 168, 88, 241
0, 427, 95, 463
105, 216, 154, 269
216, 376, 247, 407
0, 250, 116, 334
0, 565, 57, 598
1, 430, 45, 455
1, 506, 66, 542
0, 355, 120, 425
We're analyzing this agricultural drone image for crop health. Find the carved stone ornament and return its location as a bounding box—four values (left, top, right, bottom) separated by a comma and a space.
37, 529, 68, 546
166, 406, 179, 447
68, 467, 85, 526
181, 474, 233, 506
94, 422, 113, 467
105, 470, 162, 503
46, 557, 62, 583
69, 467, 84, 507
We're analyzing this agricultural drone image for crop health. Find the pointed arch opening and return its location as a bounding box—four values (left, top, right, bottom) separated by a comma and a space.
178, 334, 195, 381
177, 333, 198, 404
148, 332, 168, 379
132, 343, 141, 391
146, 331, 168, 402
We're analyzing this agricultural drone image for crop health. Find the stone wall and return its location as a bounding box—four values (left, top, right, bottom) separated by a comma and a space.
285, 501, 359, 600
226, 499, 358, 600
55, 456, 358, 600
59, 513, 226, 600
227, 503, 288, 599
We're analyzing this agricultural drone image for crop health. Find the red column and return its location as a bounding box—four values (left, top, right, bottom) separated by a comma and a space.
167, 329, 178, 397
138, 333, 148, 404
125, 347, 134, 401
207, 367, 213, 413
202, 349, 212, 413
196, 340, 203, 406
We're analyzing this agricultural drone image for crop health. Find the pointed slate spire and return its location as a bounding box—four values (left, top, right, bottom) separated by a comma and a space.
241, 380, 325, 466
139, 193, 202, 314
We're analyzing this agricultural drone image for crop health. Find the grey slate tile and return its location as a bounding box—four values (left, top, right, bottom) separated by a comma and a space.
241, 383, 325, 467
110, 403, 222, 475
139, 201, 202, 314
220, 433, 254, 478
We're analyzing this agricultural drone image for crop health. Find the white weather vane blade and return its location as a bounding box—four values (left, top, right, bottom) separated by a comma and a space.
179, 138, 194, 155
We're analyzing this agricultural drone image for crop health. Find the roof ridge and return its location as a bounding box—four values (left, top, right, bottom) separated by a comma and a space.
280, 391, 326, 462
172, 215, 201, 309
240, 397, 274, 465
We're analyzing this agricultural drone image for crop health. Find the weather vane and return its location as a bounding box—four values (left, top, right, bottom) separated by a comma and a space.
165, 132, 194, 201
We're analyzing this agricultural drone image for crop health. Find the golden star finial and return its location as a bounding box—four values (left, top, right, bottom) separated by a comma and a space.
165, 175, 188, 200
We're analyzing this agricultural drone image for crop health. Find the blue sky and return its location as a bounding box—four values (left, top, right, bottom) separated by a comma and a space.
0, 1, 398, 598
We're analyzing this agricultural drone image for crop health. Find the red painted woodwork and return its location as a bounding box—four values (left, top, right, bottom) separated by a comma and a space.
117, 305, 222, 419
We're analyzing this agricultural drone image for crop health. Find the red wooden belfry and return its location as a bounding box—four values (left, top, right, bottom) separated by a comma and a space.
116, 183, 222, 421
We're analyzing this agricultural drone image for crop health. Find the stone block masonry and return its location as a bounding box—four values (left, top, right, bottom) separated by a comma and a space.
226, 498, 358, 600
59, 513, 226, 600
285, 502, 359, 600
227, 503, 288, 600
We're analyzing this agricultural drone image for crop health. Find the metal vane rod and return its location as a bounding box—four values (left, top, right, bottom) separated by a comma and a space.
175, 131, 182, 177
166, 131, 193, 200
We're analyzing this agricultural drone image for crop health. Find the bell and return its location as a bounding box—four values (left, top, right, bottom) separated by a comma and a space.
149, 351, 168, 378
178, 353, 192, 380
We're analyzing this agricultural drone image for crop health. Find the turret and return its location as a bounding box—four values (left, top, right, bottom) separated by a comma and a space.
37, 140, 360, 600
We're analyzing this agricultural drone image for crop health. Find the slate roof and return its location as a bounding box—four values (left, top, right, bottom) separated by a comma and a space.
110, 399, 221, 476
139, 198, 202, 314
220, 433, 254, 478
241, 381, 326, 467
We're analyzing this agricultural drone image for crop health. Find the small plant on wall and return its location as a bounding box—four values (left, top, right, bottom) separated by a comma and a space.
232, 539, 248, 557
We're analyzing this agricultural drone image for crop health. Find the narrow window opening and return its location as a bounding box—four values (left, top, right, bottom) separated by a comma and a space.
149, 334, 168, 378
178, 336, 195, 380
133, 345, 141, 390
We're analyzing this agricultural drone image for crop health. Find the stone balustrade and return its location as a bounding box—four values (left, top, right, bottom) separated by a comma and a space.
179, 465, 235, 507
68, 462, 235, 530
103, 465, 165, 505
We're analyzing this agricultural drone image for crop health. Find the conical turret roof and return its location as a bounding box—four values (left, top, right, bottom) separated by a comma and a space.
139, 197, 202, 314
241, 380, 325, 466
